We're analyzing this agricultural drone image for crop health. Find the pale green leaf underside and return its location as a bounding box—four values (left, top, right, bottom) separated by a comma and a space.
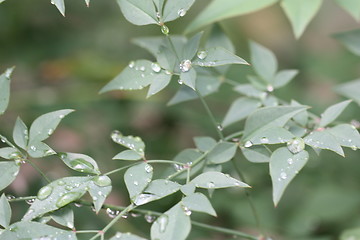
304, 131, 344, 156
250, 41, 278, 82
194, 136, 217, 152
113, 150, 143, 160
13, 117, 28, 150
241, 145, 271, 163
273, 69, 298, 88
51, 0, 65, 16
0, 68, 13, 116
0, 161, 20, 191
182, 192, 217, 216
319, 100, 351, 127
193, 47, 249, 67
50, 206, 74, 229
222, 97, 261, 127
191, 172, 250, 189
124, 163, 153, 200
162, 0, 195, 22
117, 0, 158, 26
59, 152, 101, 175
328, 124, 360, 149
0, 194, 11, 228
248, 126, 295, 145
207, 142, 237, 164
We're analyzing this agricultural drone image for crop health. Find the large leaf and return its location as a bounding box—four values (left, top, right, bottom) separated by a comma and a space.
0, 194, 11, 228
151, 203, 191, 240
162, 0, 195, 22
0, 221, 76, 240
207, 142, 237, 164
222, 97, 261, 127
248, 127, 295, 145
270, 147, 309, 205
334, 29, 360, 56
335, 79, 360, 105
124, 163, 153, 201
58, 152, 101, 175
182, 193, 216, 217
0, 161, 20, 191
281, 0, 323, 39
51, 0, 65, 16
185, 0, 277, 34
242, 106, 307, 142
193, 136, 217, 152
249, 41, 277, 82
335, 0, 360, 21
0, 67, 13, 116
319, 100, 352, 127
304, 131, 344, 156
328, 124, 360, 149
193, 47, 248, 67
117, 0, 158, 26
191, 172, 250, 189
12, 117, 28, 150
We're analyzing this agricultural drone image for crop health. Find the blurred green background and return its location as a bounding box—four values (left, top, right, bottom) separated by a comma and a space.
0, 0, 360, 239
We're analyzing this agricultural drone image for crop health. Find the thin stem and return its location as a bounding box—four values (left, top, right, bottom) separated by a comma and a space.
104, 162, 139, 176
26, 159, 51, 183
89, 204, 135, 240
166, 152, 207, 180
75, 230, 100, 234
195, 90, 224, 140
8, 196, 36, 202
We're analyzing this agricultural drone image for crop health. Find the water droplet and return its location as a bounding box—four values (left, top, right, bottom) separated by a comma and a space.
158, 215, 169, 233
287, 158, 293, 165
177, 8, 186, 17
207, 182, 215, 188
59, 114, 65, 119
161, 25, 169, 35
47, 128, 54, 135
165, 70, 172, 75
266, 85, 274, 92
156, 12, 161, 19
26, 198, 35, 205
0, 136, 6, 143
128, 61, 135, 68
134, 194, 157, 206
133, 181, 139, 186
93, 176, 112, 187
9, 152, 21, 160
151, 63, 161, 73
351, 145, 357, 150
74, 203, 82, 208
6, 195, 15, 200
217, 124, 223, 131
65, 185, 73, 191
145, 164, 153, 173
139, 66, 145, 72
244, 141, 253, 148
260, 137, 269, 144
106, 208, 119, 218
69, 158, 94, 172
145, 214, 155, 223
287, 137, 305, 154
131, 212, 142, 218
182, 206, 192, 216
179, 59, 192, 72
173, 164, 184, 171
56, 192, 82, 208
280, 172, 287, 180
37, 186, 53, 200
197, 50, 207, 60
30, 145, 37, 151
178, 79, 183, 85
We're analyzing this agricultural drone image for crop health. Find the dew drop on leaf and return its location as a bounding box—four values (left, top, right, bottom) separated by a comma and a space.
56, 192, 82, 208
177, 8, 187, 17
244, 141, 253, 148
179, 60, 192, 72
161, 25, 169, 35
93, 176, 111, 187
158, 215, 169, 233
144, 164, 153, 173
151, 63, 161, 73
128, 61, 135, 68
26, 198, 35, 205
145, 214, 155, 223
260, 137, 269, 144
197, 50, 207, 60
287, 137, 305, 154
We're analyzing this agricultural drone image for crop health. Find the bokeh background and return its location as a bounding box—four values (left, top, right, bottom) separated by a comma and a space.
0, 1, 360, 239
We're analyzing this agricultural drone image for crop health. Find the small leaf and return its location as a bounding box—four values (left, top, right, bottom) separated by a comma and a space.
193, 136, 217, 152
182, 193, 217, 217
113, 150, 143, 161
273, 69, 299, 88
340, 228, 360, 240
182, 32, 203, 60
291, 100, 308, 126
334, 30, 360, 56
58, 152, 101, 175
147, 72, 172, 98
51, 0, 65, 16
180, 183, 196, 196
29, 109, 74, 144
319, 100, 352, 127
304, 131, 344, 156
88, 176, 112, 212
335, 79, 360, 105
328, 124, 360, 149
50, 206, 74, 229
222, 97, 261, 127
12, 117, 28, 150
151, 203, 191, 240
124, 163, 153, 201
191, 172, 250, 189
132, 36, 164, 57
109, 232, 147, 240
193, 47, 248, 67
27, 142, 56, 158
281, 0, 323, 39
111, 131, 145, 156
0, 161, 20, 191
249, 41, 277, 82
335, 0, 360, 21
0, 67, 13, 116
234, 84, 266, 99
0, 221, 76, 240
270, 147, 309, 205
0, 147, 22, 160
162, 0, 195, 22
185, 0, 277, 34
0, 194, 11, 228
171, 149, 203, 179
117, 0, 158, 26
207, 142, 237, 164
180, 68, 197, 90
248, 127, 295, 145
241, 145, 271, 163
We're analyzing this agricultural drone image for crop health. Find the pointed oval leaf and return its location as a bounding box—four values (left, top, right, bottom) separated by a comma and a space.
250, 41, 277, 82
328, 124, 360, 149
0, 68, 13, 116
193, 136, 217, 152
335, 0, 360, 21
182, 32, 203, 60
144, 179, 181, 197
207, 142, 237, 164
113, 150, 143, 161
304, 131, 344, 156
182, 192, 216, 217
319, 100, 352, 127
51, 0, 65, 16
234, 84, 266, 99
0, 194, 11, 228
241, 145, 272, 163
147, 72, 172, 98
0, 147, 22, 160
180, 68, 197, 90
335, 79, 360, 105
281, 0, 323, 39
111, 131, 145, 156
193, 47, 248, 67
270, 147, 309, 206
12, 117, 28, 150
0, 161, 20, 191
88, 176, 112, 212
58, 152, 100, 175
191, 172, 250, 189
27, 142, 56, 158
273, 69, 299, 88
132, 36, 164, 57
334, 30, 360, 56
124, 162, 153, 201
162, 0, 195, 22
248, 127, 295, 145
222, 97, 261, 127
117, 0, 158, 26
50, 206, 74, 229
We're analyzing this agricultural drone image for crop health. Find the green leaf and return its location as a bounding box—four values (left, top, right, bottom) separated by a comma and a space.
291, 100, 308, 126
185, 0, 277, 34
180, 183, 196, 196
0, 194, 11, 228
27, 141, 56, 158
191, 172, 250, 189
0, 161, 20, 191
242, 106, 308, 142
117, 0, 158, 26
147, 71, 172, 98
88, 176, 112, 212
12, 117, 28, 150
328, 124, 360, 149
248, 127, 295, 145
270, 147, 309, 205
180, 68, 197, 90
335, 0, 360, 21
335, 79, 360, 105
193, 47, 248, 67
193, 136, 217, 152
0, 221, 76, 240
334, 30, 360, 56
241, 145, 272, 163
234, 84, 267, 99
109, 232, 147, 240
28, 109, 74, 144
124, 163, 153, 201
162, 0, 195, 22
281, 0, 323, 39
0, 147, 22, 160
171, 149, 203, 179
51, 0, 65, 16
132, 36, 164, 57
319, 100, 351, 127
50, 206, 74, 229
222, 97, 261, 127
182, 192, 217, 217
250, 41, 277, 82
182, 32, 203, 60
207, 142, 237, 164
151, 203, 191, 240
273, 69, 299, 88
111, 131, 145, 156
158, 37, 186, 72
304, 131, 344, 156
0, 67, 13, 116
58, 152, 101, 175
340, 228, 360, 240
113, 150, 143, 161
